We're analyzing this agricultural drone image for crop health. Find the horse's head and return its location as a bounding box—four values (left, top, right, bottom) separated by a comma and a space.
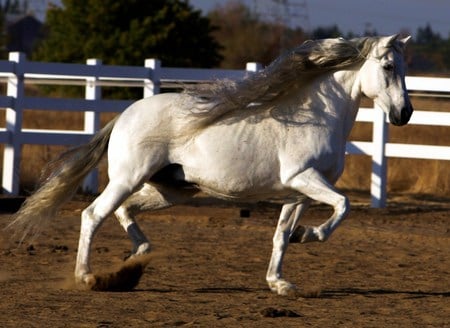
360, 35, 413, 126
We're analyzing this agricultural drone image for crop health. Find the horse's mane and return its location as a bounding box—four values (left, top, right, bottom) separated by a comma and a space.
184, 36, 381, 119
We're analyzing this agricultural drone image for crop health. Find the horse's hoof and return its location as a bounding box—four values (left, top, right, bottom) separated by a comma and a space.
75, 273, 96, 289
268, 279, 298, 297
124, 243, 151, 260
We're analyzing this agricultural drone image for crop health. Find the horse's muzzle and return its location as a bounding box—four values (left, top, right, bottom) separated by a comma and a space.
389, 104, 413, 126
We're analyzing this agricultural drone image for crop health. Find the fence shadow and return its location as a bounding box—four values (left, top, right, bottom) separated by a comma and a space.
314, 287, 450, 299
0, 197, 25, 213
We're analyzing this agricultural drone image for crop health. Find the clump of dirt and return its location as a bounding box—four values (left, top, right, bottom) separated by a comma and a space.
90, 254, 152, 291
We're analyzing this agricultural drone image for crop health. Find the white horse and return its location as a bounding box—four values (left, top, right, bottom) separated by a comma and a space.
10, 35, 413, 295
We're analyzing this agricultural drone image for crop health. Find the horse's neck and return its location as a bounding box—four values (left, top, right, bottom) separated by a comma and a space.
333, 68, 362, 137
300, 68, 362, 138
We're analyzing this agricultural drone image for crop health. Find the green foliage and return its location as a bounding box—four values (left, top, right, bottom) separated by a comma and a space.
32, 0, 222, 68
416, 23, 442, 45
0, 0, 28, 15
0, 10, 5, 58
407, 24, 450, 74
31, 0, 222, 99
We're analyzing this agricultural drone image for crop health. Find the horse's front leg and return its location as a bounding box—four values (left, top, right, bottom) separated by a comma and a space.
288, 167, 349, 243
266, 201, 309, 296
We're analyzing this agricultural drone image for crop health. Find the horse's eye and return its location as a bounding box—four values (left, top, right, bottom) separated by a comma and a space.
383, 62, 394, 71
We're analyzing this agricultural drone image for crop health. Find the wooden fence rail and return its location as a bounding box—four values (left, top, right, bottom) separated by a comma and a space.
1, 52, 449, 207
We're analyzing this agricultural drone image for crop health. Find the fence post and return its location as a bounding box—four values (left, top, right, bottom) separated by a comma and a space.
246, 62, 262, 72
81, 58, 102, 193
144, 59, 161, 98
2, 52, 25, 195
370, 106, 388, 208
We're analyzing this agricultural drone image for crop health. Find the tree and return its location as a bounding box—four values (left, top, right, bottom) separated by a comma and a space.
0, 4, 6, 57
408, 24, 449, 73
208, 1, 306, 68
416, 23, 442, 45
0, 0, 30, 57
0, 0, 28, 15
32, 0, 222, 68
311, 25, 343, 39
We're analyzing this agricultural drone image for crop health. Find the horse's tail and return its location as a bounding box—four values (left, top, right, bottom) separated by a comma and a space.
8, 116, 119, 241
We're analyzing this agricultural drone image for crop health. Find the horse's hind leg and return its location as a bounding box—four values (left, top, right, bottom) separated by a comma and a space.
75, 181, 137, 286
114, 183, 174, 257
115, 183, 199, 258
115, 205, 151, 257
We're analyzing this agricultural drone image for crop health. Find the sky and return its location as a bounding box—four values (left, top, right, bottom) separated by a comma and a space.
31, 0, 449, 38
189, 0, 450, 38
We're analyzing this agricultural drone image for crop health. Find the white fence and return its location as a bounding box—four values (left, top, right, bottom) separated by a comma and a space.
0, 52, 449, 207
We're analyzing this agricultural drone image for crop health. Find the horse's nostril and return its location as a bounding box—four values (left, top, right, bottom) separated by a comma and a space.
389, 110, 399, 125
401, 108, 410, 124
402, 104, 413, 123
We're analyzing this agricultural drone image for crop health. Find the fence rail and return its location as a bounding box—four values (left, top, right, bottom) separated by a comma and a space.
1, 52, 449, 207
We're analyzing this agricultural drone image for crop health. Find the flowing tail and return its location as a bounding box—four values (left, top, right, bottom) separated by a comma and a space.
8, 116, 119, 240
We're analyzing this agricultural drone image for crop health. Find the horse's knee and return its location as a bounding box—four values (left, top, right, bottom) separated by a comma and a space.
322, 195, 350, 235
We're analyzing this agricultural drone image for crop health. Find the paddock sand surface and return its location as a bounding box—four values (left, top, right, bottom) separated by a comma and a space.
0, 197, 448, 327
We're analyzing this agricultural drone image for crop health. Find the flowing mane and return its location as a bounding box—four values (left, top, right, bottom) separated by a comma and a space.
185, 36, 380, 117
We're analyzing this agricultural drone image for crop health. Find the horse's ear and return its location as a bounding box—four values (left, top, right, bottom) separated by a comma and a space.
382, 34, 399, 47
382, 34, 411, 51
399, 35, 412, 47
390, 35, 411, 52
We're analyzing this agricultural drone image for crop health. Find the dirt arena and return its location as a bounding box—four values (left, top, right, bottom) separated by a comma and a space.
0, 196, 449, 327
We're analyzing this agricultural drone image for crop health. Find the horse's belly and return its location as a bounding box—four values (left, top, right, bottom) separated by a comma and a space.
198, 185, 301, 203
176, 133, 288, 201
181, 161, 286, 200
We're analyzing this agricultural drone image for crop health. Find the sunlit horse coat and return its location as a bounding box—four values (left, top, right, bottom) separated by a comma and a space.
10, 35, 413, 295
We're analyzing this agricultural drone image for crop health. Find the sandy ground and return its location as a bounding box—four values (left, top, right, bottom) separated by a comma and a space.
0, 198, 449, 327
